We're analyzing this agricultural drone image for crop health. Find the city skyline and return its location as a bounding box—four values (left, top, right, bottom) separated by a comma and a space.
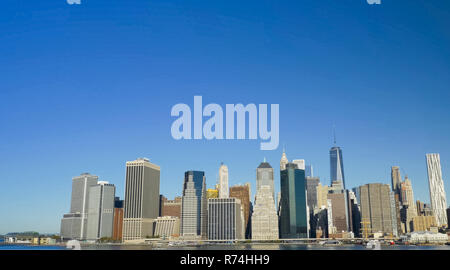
1, 149, 449, 235
1, 1, 450, 234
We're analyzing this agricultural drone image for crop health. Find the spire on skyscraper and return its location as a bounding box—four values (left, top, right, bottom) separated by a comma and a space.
333, 124, 337, 146
280, 148, 288, 171
219, 163, 229, 198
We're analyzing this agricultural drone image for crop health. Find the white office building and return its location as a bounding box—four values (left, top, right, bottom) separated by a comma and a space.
251, 185, 279, 240
86, 181, 115, 240
426, 153, 448, 227
218, 163, 229, 198
292, 159, 306, 170
60, 173, 98, 240
154, 216, 180, 239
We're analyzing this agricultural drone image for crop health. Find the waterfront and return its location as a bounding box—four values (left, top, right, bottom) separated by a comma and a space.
1, 243, 450, 250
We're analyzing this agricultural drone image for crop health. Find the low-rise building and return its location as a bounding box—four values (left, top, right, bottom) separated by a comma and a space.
153, 216, 180, 239
411, 216, 437, 232
39, 237, 57, 245
401, 232, 448, 244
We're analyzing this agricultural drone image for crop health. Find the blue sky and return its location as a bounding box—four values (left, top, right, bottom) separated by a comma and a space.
1, 0, 450, 234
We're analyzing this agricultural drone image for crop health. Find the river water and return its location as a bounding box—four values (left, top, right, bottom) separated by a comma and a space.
2, 243, 449, 250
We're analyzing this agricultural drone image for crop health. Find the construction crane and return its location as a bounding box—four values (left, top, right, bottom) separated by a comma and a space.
360, 218, 371, 239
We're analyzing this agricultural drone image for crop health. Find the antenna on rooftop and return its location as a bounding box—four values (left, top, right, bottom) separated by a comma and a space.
332, 124, 337, 146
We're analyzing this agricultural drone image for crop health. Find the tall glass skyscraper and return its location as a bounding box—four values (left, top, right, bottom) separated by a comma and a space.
330, 146, 345, 189
279, 163, 309, 238
181, 171, 207, 238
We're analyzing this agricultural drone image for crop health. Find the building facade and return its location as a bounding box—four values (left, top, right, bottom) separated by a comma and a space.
256, 160, 275, 199
60, 173, 99, 240
400, 176, 417, 232
280, 150, 288, 171
391, 166, 402, 195
181, 171, 207, 239
218, 163, 229, 198
161, 196, 182, 218
411, 215, 437, 232
292, 159, 305, 170
358, 183, 394, 236
112, 197, 124, 241
330, 146, 345, 189
251, 185, 279, 240
426, 153, 448, 227
229, 184, 251, 239
306, 177, 320, 211
316, 183, 329, 209
327, 193, 348, 233
207, 198, 244, 240
153, 216, 180, 238
123, 158, 161, 241
206, 189, 219, 199
86, 181, 115, 240
279, 163, 309, 238
305, 165, 313, 178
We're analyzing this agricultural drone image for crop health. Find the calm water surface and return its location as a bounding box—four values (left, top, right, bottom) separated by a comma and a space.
1, 243, 449, 250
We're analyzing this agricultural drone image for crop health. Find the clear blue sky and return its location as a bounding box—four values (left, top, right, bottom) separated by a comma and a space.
1, 0, 450, 234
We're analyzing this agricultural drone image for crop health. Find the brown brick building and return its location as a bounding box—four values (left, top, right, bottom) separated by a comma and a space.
229, 183, 251, 238
112, 198, 124, 241
327, 193, 348, 233
160, 196, 182, 218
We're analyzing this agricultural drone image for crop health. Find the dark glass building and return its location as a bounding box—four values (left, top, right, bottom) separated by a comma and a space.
279, 163, 309, 238
330, 146, 345, 189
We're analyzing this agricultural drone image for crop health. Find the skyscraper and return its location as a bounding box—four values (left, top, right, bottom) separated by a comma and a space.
292, 159, 306, 170
447, 207, 450, 227
218, 163, 229, 198
60, 173, 98, 240
86, 181, 115, 240
305, 165, 314, 178
252, 185, 279, 240
400, 176, 417, 232
279, 163, 309, 238
391, 166, 402, 195
306, 177, 320, 211
207, 198, 244, 240
390, 166, 404, 234
348, 190, 361, 237
112, 197, 124, 241
229, 184, 251, 239
327, 193, 348, 233
426, 153, 448, 227
280, 149, 288, 171
358, 183, 394, 236
123, 158, 160, 241
330, 146, 345, 189
181, 171, 207, 238
389, 191, 399, 237
316, 183, 330, 209
161, 196, 182, 218
256, 159, 275, 199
